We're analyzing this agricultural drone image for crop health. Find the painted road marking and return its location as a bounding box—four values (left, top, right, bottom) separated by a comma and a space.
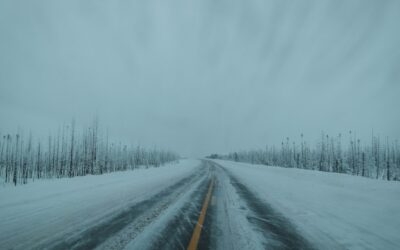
187, 178, 215, 250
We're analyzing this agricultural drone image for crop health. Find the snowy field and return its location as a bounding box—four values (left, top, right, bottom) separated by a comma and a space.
214, 160, 400, 250
0, 159, 200, 250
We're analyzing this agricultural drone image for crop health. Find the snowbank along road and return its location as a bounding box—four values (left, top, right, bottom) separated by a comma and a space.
1, 159, 399, 249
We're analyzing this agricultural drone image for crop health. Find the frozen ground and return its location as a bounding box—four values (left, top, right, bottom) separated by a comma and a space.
214, 160, 400, 250
0, 159, 200, 250
1, 159, 399, 250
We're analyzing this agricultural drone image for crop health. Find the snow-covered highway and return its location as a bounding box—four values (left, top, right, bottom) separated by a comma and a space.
1, 159, 399, 250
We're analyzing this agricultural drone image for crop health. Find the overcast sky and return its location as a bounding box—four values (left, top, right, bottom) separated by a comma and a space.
0, 0, 399, 157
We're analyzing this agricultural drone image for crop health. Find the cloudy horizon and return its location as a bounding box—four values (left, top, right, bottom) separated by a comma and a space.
1, 0, 399, 157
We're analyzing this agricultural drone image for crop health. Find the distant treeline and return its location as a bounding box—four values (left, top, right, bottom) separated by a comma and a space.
0, 119, 179, 185
208, 132, 400, 181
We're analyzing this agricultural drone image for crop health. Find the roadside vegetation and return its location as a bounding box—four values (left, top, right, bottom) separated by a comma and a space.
208, 131, 400, 181
0, 119, 179, 186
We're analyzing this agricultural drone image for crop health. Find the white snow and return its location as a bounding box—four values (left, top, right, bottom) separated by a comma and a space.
2, 158, 399, 250
0, 159, 200, 250
213, 159, 400, 250
123, 172, 206, 250
125, 163, 268, 250
210, 165, 267, 250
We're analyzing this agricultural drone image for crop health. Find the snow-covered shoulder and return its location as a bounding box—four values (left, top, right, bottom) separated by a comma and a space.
214, 159, 400, 250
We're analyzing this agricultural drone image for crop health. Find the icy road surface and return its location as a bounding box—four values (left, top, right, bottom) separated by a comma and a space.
1, 159, 399, 249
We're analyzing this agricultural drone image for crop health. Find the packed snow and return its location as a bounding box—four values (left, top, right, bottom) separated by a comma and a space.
214, 159, 400, 250
0, 159, 200, 250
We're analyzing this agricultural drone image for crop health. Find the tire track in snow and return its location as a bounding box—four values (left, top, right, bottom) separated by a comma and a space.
42, 167, 205, 250
210, 161, 315, 250
125, 160, 214, 250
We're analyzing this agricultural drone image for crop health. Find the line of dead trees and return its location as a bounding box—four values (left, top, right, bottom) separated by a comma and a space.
215, 131, 400, 181
0, 119, 179, 186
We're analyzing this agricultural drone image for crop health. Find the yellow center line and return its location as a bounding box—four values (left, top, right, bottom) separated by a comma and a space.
187, 178, 215, 250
